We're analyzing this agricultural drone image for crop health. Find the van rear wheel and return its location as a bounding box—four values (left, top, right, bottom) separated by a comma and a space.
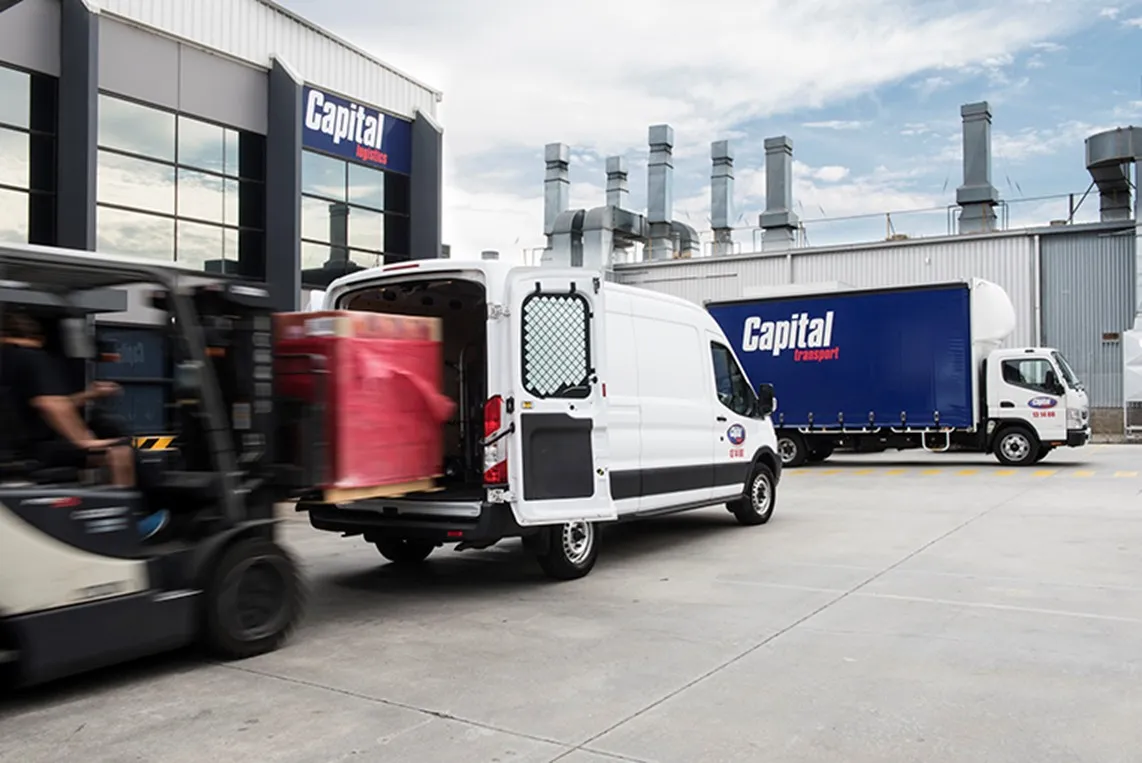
729, 463, 777, 526
534, 521, 598, 581
374, 538, 437, 565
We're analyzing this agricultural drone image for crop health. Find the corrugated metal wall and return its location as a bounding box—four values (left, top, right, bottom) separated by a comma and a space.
98, 0, 440, 120
1040, 229, 1135, 408
616, 233, 1038, 347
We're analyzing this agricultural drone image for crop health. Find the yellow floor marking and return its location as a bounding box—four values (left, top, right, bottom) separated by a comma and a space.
884, 469, 907, 476
1033, 469, 1057, 477
993, 470, 1016, 477
816, 469, 842, 475
1071, 470, 1096, 478
921, 469, 942, 476
1114, 471, 1138, 478
850, 469, 875, 475
957, 469, 978, 476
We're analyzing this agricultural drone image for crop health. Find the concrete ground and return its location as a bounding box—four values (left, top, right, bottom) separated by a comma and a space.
3, 444, 1142, 762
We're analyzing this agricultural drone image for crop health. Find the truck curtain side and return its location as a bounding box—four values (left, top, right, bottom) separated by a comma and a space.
707, 282, 976, 431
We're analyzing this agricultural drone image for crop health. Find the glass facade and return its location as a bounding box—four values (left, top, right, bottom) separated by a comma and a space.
0, 64, 56, 245
300, 148, 410, 274
95, 93, 265, 272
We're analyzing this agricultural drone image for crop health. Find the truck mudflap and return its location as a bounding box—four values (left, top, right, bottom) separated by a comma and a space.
1067, 428, 1091, 448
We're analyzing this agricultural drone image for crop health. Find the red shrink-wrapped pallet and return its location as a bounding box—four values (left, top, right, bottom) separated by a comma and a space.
273, 310, 455, 502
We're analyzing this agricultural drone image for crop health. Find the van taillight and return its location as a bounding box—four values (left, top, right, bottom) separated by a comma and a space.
483, 395, 507, 485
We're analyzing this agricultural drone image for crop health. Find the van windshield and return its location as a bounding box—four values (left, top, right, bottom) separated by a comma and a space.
1052, 350, 1082, 389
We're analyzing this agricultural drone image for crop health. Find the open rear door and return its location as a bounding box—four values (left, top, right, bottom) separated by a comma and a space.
505, 270, 614, 525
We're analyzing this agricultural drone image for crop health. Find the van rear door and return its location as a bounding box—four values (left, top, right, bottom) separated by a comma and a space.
502, 270, 615, 525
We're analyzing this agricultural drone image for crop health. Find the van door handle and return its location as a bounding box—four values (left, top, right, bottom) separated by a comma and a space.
716, 416, 727, 422
1000, 401, 1014, 408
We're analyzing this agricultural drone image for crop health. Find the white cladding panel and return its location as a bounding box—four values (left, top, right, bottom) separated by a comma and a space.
616, 234, 1037, 347
96, 0, 440, 120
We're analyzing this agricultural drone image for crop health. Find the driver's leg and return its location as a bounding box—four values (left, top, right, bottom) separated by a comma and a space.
103, 444, 135, 488
89, 415, 168, 540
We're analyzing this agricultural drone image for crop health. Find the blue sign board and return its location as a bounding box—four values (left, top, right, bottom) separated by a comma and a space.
302, 85, 412, 175
96, 327, 167, 381
707, 284, 975, 430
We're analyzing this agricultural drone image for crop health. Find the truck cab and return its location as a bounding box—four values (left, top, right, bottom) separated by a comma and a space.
985, 347, 1090, 465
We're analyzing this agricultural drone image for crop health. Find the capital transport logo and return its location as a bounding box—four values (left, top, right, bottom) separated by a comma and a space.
740, 310, 839, 362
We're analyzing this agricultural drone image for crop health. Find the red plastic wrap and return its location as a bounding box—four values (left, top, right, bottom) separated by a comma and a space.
274, 311, 455, 498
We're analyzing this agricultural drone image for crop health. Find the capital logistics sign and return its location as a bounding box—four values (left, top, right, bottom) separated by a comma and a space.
301, 86, 412, 174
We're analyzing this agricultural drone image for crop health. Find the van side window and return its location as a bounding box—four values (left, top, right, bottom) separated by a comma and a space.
520, 291, 592, 399
710, 342, 755, 416
1001, 358, 1058, 394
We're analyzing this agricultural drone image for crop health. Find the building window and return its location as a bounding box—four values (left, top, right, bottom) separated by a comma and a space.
0, 64, 57, 246
300, 148, 410, 276
95, 93, 265, 272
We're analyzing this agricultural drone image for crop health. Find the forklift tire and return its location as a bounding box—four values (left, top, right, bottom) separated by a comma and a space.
374, 538, 436, 565
534, 521, 598, 581
993, 425, 1040, 467
202, 537, 303, 661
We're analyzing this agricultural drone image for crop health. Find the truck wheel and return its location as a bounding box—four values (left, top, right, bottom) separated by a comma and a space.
777, 432, 809, 468
807, 442, 834, 463
730, 463, 777, 526
535, 521, 598, 581
374, 538, 436, 565
203, 537, 303, 660
994, 426, 1040, 467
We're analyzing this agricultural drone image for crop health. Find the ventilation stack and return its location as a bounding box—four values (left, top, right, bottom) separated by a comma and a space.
480, 250, 499, 261
955, 102, 1001, 234
646, 124, 675, 260
759, 136, 798, 250
710, 140, 735, 256
544, 142, 571, 237
606, 156, 629, 209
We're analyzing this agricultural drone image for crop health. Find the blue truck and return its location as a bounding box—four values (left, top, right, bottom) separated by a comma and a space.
706, 279, 1092, 467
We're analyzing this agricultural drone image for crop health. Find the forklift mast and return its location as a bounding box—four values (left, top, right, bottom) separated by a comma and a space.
187, 283, 280, 506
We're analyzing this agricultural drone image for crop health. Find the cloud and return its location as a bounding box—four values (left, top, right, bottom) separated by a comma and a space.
1100, 7, 1120, 19
279, 0, 1111, 258
1123, 16, 1142, 26
809, 165, 853, 182
802, 120, 866, 130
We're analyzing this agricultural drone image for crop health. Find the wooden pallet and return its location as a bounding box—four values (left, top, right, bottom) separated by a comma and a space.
322, 477, 442, 504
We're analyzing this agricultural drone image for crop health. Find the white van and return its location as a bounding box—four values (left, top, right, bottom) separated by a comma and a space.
298, 260, 782, 580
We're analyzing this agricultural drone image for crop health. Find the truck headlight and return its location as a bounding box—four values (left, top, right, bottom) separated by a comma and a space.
1067, 408, 1084, 428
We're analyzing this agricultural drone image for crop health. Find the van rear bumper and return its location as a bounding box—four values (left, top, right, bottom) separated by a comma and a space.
304, 501, 525, 544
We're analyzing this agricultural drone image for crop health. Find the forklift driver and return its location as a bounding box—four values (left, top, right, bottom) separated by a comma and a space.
0, 310, 169, 539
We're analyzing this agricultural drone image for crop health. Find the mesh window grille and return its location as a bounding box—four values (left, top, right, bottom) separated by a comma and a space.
521, 292, 591, 398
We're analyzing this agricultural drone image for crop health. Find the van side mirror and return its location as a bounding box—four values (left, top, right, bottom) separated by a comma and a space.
756, 383, 776, 417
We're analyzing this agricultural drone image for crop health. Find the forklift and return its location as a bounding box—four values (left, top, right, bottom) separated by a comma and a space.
0, 243, 312, 689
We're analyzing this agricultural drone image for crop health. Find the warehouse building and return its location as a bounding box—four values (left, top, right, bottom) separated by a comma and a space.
540, 105, 1141, 435
0, 0, 443, 312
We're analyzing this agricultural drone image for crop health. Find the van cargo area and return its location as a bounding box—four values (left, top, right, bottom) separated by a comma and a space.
339, 276, 488, 500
